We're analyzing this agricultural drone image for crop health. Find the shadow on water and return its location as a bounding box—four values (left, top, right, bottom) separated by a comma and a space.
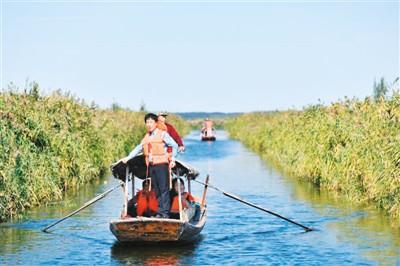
110, 237, 203, 265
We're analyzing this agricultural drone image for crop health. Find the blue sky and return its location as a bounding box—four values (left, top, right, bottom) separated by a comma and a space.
2, 1, 398, 112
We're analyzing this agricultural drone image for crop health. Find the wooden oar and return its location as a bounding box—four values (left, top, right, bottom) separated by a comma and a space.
42, 182, 123, 233
193, 179, 313, 232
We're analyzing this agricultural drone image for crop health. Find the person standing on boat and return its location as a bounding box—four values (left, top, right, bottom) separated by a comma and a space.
120, 113, 178, 218
201, 118, 214, 137
157, 112, 185, 152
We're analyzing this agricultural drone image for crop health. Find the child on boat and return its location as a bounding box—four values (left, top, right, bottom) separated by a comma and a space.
169, 177, 196, 220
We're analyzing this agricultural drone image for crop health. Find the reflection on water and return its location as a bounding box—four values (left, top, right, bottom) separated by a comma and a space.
111, 240, 201, 265
286, 177, 400, 265
0, 130, 399, 265
256, 148, 400, 266
0, 178, 106, 256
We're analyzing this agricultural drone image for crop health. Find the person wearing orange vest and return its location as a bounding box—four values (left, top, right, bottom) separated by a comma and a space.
120, 113, 178, 218
169, 177, 195, 219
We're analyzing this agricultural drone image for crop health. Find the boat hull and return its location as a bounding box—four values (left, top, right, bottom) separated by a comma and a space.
201, 136, 216, 141
110, 210, 206, 243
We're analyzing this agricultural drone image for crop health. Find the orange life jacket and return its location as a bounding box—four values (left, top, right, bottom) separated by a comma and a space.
136, 190, 158, 216
153, 124, 173, 161
170, 192, 195, 213
142, 129, 169, 165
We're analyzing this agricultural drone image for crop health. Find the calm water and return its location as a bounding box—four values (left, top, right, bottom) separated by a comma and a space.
1, 131, 399, 265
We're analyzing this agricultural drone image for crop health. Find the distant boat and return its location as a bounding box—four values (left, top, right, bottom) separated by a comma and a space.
109, 154, 208, 243
201, 118, 216, 141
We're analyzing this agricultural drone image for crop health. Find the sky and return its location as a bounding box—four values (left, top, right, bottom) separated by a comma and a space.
1, 1, 399, 112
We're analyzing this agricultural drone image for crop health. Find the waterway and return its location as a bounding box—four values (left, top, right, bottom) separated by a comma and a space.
1, 131, 399, 265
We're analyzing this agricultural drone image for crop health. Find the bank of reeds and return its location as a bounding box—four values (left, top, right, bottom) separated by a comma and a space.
0, 87, 188, 222
226, 93, 400, 219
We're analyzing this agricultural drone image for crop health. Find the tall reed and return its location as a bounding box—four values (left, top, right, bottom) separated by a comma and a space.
0, 88, 188, 221
226, 93, 400, 219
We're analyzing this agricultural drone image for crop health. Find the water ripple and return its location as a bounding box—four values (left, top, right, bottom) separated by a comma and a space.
0, 131, 399, 265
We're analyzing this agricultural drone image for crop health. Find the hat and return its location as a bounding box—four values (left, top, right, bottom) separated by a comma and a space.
157, 112, 168, 117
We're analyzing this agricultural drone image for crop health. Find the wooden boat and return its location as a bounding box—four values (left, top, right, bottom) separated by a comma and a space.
109, 154, 209, 243
201, 118, 216, 141
110, 209, 206, 242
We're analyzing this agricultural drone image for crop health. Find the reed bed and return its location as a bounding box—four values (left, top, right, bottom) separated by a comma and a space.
0, 88, 188, 221
226, 93, 400, 219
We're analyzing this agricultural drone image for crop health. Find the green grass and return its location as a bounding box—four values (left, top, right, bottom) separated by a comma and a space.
0, 87, 189, 222
226, 93, 400, 219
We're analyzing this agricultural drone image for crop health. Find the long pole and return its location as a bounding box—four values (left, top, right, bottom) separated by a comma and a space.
123, 166, 129, 217
200, 175, 210, 209
42, 182, 122, 232
177, 178, 183, 221
193, 179, 312, 232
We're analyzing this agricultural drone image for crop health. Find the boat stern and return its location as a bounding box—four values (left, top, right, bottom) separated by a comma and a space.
110, 217, 184, 242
